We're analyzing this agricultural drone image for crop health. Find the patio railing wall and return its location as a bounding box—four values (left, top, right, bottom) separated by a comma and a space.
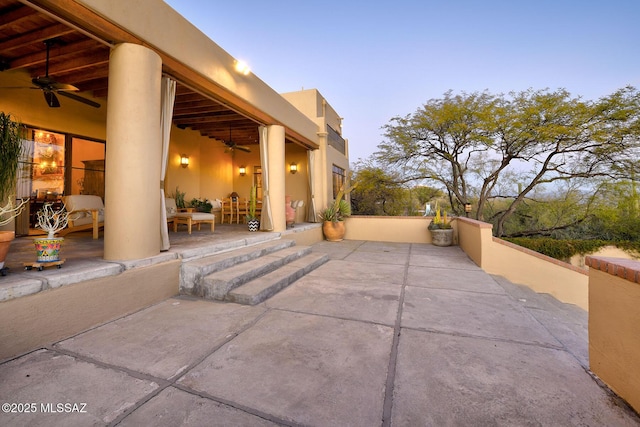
346, 216, 589, 310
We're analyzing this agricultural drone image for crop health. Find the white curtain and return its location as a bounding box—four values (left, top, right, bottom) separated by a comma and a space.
16, 139, 34, 199
306, 149, 317, 222
258, 125, 273, 231
160, 76, 176, 251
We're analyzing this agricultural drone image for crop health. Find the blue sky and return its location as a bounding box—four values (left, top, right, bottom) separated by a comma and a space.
165, 0, 640, 163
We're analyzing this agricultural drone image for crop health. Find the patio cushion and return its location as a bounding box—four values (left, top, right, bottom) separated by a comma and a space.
165, 198, 177, 219
63, 195, 104, 226
176, 212, 215, 221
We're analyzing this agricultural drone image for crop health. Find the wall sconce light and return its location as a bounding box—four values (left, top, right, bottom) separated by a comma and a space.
180, 155, 189, 168
289, 162, 298, 174
239, 166, 246, 176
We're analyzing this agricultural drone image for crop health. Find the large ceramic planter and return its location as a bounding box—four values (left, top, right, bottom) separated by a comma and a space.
247, 218, 260, 232
0, 230, 15, 271
323, 220, 346, 242
430, 228, 454, 247
34, 237, 64, 262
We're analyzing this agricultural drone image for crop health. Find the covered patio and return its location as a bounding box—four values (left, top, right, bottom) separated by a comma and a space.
1, 238, 638, 426
0, 0, 348, 262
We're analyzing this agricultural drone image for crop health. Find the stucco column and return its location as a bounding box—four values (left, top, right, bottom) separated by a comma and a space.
316, 131, 329, 213
104, 43, 162, 260
267, 125, 286, 231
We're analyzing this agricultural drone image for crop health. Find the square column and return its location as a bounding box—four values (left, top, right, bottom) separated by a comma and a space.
104, 43, 162, 260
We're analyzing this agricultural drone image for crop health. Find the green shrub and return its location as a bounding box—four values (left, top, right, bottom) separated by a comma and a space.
503, 237, 640, 261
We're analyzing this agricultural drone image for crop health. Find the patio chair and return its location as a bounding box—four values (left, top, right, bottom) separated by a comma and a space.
237, 198, 249, 223
59, 195, 104, 239
165, 198, 215, 234
221, 198, 236, 224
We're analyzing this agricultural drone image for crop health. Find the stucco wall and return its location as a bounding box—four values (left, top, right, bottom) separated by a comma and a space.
345, 216, 435, 243
79, 0, 319, 145
452, 217, 589, 310
0, 260, 180, 362
0, 70, 106, 141
456, 218, 492, 266
587, 257, 640, 412
483, 238, 588, 310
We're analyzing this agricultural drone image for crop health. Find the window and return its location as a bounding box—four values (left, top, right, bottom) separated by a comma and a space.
15, 128, 105, 230
16, 129, 66, 200
327, 125, 345, 155
332, 165, 345, 199
70, 137, 105, 200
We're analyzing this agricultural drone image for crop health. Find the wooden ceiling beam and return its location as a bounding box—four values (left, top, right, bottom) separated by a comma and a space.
0, 4, 37, 29
0, 23, 73, 55
9, 38, 100, 69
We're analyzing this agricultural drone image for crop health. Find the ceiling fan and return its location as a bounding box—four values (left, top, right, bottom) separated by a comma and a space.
222, 128, 251, 153
7, 39, 100, 109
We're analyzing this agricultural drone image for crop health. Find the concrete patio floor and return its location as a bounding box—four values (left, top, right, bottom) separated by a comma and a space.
1, 238, 639, 426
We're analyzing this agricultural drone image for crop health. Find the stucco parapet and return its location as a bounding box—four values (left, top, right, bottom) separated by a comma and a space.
493, 237, 588, 275
457, 217, 493, 229
585, 256, 640, 285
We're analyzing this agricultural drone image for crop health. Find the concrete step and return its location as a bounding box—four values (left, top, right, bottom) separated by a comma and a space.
227, 252, 329, 305
180, 239, 295, 294
198, 245, 313, 300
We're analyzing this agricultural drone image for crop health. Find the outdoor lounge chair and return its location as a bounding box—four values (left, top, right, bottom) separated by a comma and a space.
59, 194, 104, 239
165, 198, 215, 234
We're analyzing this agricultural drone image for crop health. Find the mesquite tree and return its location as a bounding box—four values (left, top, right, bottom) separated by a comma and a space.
377, 87, 640, 237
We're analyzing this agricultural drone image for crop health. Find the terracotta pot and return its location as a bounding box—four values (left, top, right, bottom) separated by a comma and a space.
322, 220, 345, 242
0, 231, 15, 270
430, 228, 454, 247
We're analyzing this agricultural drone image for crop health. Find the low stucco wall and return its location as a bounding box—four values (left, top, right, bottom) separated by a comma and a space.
456, 218, 589, 310
456, 218, 492, 266
484, 238, 589, 310
282, 224, 324, 246
586, 257, 640, 413
0, 260, 180, 362
345, 216, 445, 243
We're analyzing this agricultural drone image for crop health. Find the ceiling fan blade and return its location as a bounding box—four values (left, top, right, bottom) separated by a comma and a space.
235, 145, 251, 153
44, 91, 60, 108
32, 76, 78, 91
57, 91, 101, 108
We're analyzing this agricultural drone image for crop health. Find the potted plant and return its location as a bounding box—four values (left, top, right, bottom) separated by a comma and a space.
428, 204, 454, 246
0, 113, 29, 274
246, 185, 260, 232
318, 178, 355, 241
33, 203, 72, 262
172, 186, 186, 209
189, 197, 213, 213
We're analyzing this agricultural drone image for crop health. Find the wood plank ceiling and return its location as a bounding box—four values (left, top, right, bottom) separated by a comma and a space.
0, 0, 261, 148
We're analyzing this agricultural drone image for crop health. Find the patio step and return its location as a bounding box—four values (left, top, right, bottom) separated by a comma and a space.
180, 239, 296, 295
226, 252, 329, 305
180, 239, 328, 304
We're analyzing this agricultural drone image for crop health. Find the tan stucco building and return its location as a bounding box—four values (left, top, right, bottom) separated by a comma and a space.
0, 0, 349, 260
